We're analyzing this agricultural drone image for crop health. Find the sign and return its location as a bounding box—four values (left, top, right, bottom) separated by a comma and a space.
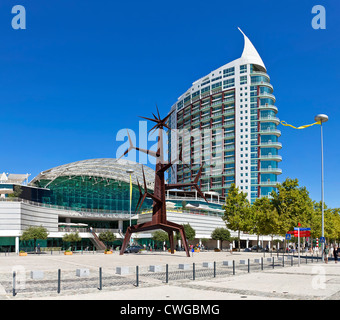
294, 227, 311, 231
320, 237, 326, 244
285, 234, 291, 240
294, 231, 311, 237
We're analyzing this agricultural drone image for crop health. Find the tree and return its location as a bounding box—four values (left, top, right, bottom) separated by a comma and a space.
312, 202, 340, 243
174, 224, 196, 243
99, 230, 116, 249
223, 183, 252, 251
152, 230, 168, 243
211, 227, 231, 250
250, 197, 281, 250
20, 226, 48, 251
62, 232, 81, 251
8, 185, 23, 198
270, 178, 314, 235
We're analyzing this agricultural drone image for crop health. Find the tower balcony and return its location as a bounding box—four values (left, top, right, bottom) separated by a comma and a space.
257, 141, 282, 149
258, 128, 281, 137
258, 116, 280, 125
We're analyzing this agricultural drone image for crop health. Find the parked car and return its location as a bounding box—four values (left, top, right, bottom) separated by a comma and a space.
251, 245, 264, 252
124, 245, 143, 253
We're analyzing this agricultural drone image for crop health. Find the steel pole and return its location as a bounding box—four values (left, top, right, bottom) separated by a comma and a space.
321, 122, 325, 262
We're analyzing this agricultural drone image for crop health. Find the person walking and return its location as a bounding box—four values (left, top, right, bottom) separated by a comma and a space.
324, 245, 329, 264
229, 242, 233, 254
334, 245, 338, 264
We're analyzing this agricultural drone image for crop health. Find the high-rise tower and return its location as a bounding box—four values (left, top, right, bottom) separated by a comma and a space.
167, 28, 281, 203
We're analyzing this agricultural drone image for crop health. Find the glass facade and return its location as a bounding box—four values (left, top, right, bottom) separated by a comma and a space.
33, 176, 152, 212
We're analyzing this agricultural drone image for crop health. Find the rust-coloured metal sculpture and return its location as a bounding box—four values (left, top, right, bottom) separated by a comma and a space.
119, 108, 208, 257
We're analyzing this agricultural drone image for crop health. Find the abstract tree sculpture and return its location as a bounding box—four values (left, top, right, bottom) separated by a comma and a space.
119, 108, 208, 257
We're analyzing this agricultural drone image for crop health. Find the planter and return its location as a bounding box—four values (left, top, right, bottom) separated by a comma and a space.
19, 252, 27, 256
64, 251, 73, 255
105, 251, 113, 254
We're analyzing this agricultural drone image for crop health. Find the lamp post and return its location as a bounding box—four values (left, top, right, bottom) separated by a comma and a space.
314, 114, 328, 262
126, 169, 134, 246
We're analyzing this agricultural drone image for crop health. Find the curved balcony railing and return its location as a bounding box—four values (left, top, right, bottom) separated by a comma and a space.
258, 105, 278, 113
258, 92, 276, 101
258, 116, 280, 124
258, 180, 279, 186
257, 141, 282, 149
251, 81, 273, 90
258, 128, 281, 136
259, 167, 282, 174
251, 71, 270, 79
257, 154, 282, 161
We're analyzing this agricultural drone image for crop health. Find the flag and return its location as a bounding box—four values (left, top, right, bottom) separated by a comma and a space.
280, 120, 321, 129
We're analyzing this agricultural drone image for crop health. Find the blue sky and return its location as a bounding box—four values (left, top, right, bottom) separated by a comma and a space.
1, 0, 339, 208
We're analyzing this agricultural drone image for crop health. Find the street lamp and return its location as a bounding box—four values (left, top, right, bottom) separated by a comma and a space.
314, 114, 328, 262
126, 169, 134, 245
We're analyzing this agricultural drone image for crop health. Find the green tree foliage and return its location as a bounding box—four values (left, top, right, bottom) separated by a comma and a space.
270, 178, 314, 235
21, 226, 48, 249
8, 185, 23, 198
222, 178, 340, 246
250, 197, 281, 247
211, 227, 231, 249
62, 232, 81, 250
174, 223, 196, 242
152, 230, 169, 243
99, 230, 116, 249
222, 183, 252, 250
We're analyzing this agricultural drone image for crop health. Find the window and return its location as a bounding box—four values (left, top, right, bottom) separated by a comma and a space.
223, 67, 235, 77
240, 75, 247, 85
223, 78, 235, 89
240, 64, 247, 74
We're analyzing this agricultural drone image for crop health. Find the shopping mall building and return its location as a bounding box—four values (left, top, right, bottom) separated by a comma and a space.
0, 158, 279, 253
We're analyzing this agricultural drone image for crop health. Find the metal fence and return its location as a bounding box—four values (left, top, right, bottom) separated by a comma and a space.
1, 253, 322, 297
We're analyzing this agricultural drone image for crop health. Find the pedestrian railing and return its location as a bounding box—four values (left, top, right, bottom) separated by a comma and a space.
2, 253, 323, 297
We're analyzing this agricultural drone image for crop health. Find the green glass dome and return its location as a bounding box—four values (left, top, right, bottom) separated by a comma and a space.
30, 159, 154, 212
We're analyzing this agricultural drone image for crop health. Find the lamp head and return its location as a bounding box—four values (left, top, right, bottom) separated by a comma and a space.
314, 114, 328, 123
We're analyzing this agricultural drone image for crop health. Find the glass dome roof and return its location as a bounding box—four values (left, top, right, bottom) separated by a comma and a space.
30, 158, 155, 189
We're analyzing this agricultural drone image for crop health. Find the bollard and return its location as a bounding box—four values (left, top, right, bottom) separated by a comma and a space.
213, 261, 216, 278
57, 269, 61, 294
193, 263, 195, 281
261, 257, 263, 270
233, 260, 235, 275
98, 267, 102, 290
136, 266, 139, 287
166, 264, 168, 283
273, 257, 275, 269
283, 255, 285, 267
248, 259, 250, 273
12, 271, 16, 297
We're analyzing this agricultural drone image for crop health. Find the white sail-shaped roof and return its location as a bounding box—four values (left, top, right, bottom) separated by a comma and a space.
238, 27, 266, 72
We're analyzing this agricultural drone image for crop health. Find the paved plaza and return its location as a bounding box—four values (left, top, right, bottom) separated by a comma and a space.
0, 250, 338, 300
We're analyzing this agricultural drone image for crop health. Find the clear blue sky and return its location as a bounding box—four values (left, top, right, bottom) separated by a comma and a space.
1, 0, 339, 208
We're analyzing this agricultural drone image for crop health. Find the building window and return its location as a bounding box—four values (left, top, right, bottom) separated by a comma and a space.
240, 64, 247, 74
240, 75, 247, 85
223, 67, 235, 77
223, 78, 235, 89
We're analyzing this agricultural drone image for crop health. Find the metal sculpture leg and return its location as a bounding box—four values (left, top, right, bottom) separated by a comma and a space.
120, 227, 132, 255
168, 231, 175, 254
